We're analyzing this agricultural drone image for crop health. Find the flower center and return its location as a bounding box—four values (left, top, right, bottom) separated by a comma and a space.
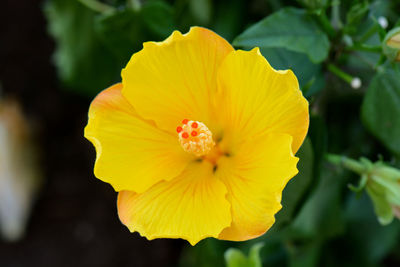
176, 119, 215, 157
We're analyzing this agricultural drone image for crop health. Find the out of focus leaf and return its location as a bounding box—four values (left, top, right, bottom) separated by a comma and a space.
342, 193, 400, 265
233, 8, 330, 63
95, 0, 174, 62
140, 0, 175, 38
290, 164, 346, 239
213, 0, 243, 41
277, 138, 314, 225
361, 68, 400, 155
299, 0, 328, 10
44, 0, 121, 95
344, 2, 369, 35
287, 241, 321, 267
45, 0, 175, 96
95, 9, 144, 62
179, 239, 226, 267
189, 0, 212, 25
225, 243, 264, 267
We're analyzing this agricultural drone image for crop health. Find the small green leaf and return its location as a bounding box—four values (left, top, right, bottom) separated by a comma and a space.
361, 68, 400, 155
225, 243, 264, 267
225, 248, 248, 267
248, 243, 264, 267
233, 8, 330, 63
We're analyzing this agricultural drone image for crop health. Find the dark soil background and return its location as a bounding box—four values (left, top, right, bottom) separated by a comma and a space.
0, 1, 183, 266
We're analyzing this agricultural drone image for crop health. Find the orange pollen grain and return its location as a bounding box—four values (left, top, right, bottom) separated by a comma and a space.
182, 119, 189, 124
191, 122, 198, 128
182, 132, 189, 139
191, 131, 198, 136
176, 126, 182, 133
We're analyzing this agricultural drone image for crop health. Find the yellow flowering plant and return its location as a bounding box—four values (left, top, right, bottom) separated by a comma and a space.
84, 27, 309, 245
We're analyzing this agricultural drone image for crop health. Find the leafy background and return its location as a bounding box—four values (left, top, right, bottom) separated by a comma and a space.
0, 0, 400, 266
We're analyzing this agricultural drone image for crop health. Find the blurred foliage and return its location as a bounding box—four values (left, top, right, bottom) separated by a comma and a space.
44, 0, 400, 266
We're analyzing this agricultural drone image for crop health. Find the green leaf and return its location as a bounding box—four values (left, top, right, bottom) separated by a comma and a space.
233, 7, 330, 63
361, 68, 400, 155
44, 0, 121, 95
290, 163, 346, 239
344, 2, 369, 35
225, 243, 264, 267
94, 1, 175, 63
213, 0, 244, 41
248, 243, 264, 267
225, 248, 248, 267
276, 138, 314, 225
189, 0, 212, 25
340, 193, 400, 265
94, 9, 144, 62
140, 0, 175, 37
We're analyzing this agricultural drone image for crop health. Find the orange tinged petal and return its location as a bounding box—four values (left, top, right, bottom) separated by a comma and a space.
84, 83, 191, 193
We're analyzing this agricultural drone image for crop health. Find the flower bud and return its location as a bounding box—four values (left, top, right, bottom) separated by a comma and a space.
336, 156, 400, 225
382, 27, 400, 62
365, 162, 400, 225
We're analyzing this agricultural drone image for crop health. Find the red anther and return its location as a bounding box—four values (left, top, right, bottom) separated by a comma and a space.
182, 119, 189, 124
176, 126, 183, 133
191, 122, 198, 128
191, 131, 198, 136
182, 132, 189, 139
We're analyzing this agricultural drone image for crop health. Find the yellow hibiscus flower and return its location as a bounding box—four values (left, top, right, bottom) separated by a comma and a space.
84, 27, 309, 245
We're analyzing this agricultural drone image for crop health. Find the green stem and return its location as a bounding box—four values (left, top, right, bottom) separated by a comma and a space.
326, 154, 366, 175
317, 10, 336, 39
347, 43, 382, 53
327, 64, 353, 83
77, 0, 115, 13
342, 157, 366, 175
331, 0, 342, 30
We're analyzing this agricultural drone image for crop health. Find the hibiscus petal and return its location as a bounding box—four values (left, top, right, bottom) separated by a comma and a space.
216, 133, 298, 241
84, 83, 191, 193
216, 48, 309, 154
121, 27, 234, 135
117, 161, 231, 245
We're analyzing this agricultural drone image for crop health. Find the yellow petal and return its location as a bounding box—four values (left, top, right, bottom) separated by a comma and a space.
216, 133, 298, 241
117, 161, 231, 245
84, 83, 191, 193
216, 48, 309, 154
121, 27, 234, 134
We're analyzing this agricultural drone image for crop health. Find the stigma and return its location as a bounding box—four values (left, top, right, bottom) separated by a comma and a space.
176, 119, 215, 157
